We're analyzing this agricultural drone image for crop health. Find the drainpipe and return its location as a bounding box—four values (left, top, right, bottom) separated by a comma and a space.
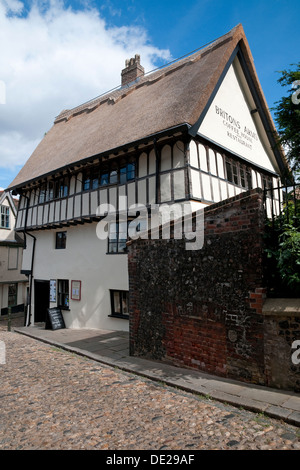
22, 193, 36, 327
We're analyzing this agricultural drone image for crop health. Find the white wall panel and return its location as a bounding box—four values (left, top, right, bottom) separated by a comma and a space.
173, 170, 185, 200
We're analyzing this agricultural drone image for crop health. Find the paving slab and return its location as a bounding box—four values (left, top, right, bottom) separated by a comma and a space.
14, 325, 300, 427
282, 397, 300, 412
240, 388, 291, 406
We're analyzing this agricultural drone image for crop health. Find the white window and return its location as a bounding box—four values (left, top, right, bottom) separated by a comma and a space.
0, 206, 9, 228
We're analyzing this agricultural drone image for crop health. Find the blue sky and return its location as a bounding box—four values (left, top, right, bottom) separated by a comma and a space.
0, 0, 299, 190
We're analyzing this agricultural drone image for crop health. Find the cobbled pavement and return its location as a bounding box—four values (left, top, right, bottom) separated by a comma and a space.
0, 315, 300, 451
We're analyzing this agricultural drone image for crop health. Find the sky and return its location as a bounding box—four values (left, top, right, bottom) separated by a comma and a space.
0, 0, 299, 190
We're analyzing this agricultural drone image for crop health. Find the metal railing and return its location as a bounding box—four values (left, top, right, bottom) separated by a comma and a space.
263, 183, 299, 227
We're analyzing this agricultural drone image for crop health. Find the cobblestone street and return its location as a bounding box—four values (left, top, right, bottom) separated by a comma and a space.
0, 316, 300, 451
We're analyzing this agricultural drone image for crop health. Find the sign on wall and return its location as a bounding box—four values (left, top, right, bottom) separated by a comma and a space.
71, 280, 81, 301
197, 59, 276, 173
50, 279, 56, 302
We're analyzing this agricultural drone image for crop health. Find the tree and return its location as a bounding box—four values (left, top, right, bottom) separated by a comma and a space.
272, 63, 300, 182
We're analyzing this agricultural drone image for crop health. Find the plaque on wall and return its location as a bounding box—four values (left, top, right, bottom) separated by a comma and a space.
71, 280, 81, 301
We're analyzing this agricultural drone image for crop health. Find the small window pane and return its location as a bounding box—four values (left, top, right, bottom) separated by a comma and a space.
226, 161, 233, 183
108, 241, 118, 253
120, 166, 127, 184
91, 177, 98, 189
119, 221, 127, 239
109, 223, 118, 240
121, 291, 129, 314
232, 163, 238, 185
114, 292, 121, 314
110, 169, 118, 184
58, 279, 69, 309
48, 182, 54, 201
117, 240, 127, 252
111, 290, 129, 318
127, 162, 135, 180
56, 231, 67, 249
39, 185, 46, 203
100, 171, 109, 186
108, 221, 129, 253
240, 167, 246, 188
83, 174, 90, 191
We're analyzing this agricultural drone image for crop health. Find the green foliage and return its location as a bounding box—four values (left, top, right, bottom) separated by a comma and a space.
264, 198, 300, 296
271, 63, 300, 182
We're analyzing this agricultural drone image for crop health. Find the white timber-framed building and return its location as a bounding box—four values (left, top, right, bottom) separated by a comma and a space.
8, 25, 288, 331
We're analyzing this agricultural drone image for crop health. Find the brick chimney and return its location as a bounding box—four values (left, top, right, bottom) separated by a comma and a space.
121, 54, 145, 86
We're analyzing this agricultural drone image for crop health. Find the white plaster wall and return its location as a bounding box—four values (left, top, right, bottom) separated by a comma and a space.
198, 58, 278, 173
28, 222, 129, 331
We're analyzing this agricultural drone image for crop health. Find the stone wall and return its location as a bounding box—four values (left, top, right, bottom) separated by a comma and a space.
263, 299, 300, 391
127, 188, 300, 391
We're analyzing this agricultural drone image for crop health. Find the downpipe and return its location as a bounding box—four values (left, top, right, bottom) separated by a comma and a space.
21, 194, 36, 327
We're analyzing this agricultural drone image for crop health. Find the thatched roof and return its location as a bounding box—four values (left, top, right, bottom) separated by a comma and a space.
8, 24, 287, 190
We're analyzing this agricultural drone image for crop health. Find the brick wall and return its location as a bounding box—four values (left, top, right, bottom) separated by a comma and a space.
128, 189, 266, 385
128, 188, 300, 390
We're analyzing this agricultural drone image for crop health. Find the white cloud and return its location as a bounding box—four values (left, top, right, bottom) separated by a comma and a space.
0, 0, 170, 181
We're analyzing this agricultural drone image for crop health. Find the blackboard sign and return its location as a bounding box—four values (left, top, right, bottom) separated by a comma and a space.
46, 307, 66, 330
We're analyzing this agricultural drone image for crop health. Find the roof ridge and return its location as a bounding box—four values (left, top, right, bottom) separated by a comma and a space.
54, 25, 239, 124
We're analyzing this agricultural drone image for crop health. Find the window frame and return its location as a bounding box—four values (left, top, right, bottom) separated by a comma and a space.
108, 220, 128, 254
82, 166, 100, 191
57, 279, 69, 310
81, 158, 136, 190
38, 184, 47, 204
225, 157, 253, 190
0, 205, 10, 229
54, 177, 69, 199
109, 290, 129, 319
55, 231, 67, 249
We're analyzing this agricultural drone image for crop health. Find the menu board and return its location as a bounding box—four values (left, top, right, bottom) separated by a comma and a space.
46, 307, 65, 330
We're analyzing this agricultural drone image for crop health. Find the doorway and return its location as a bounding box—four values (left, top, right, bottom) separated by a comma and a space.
34, 280, 50, 323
